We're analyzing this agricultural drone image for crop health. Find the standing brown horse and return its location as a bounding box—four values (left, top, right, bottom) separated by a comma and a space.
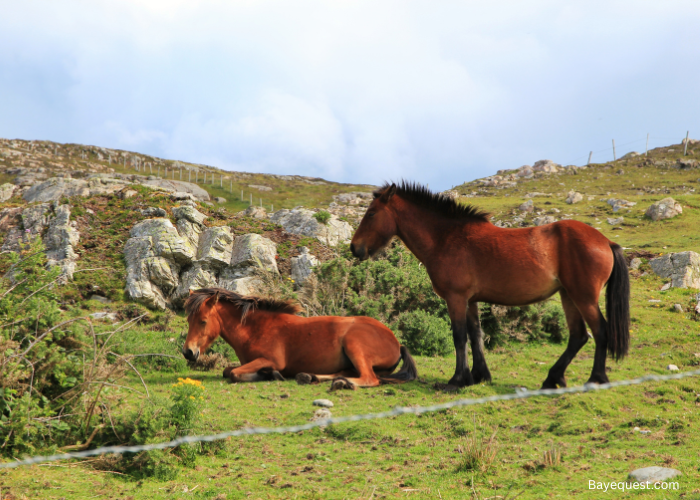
351, 181, 629, 389
182, 288, 417, 390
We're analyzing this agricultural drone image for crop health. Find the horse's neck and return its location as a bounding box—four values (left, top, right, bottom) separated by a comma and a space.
394, 201, 455, 263
217, 306, 254, 359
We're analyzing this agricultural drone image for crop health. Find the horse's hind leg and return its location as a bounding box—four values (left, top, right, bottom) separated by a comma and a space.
467, 302, 491, 384
541, 290, 589, 389
223, 358, 282, 383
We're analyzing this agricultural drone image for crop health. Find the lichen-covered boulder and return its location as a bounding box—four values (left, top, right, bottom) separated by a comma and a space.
140, 179, 210, 201
270, 208, 352, 246
565, 191, 583, 204
144, 257, 179, 293
649, 251, 700, 289
291, 247, 319, 286
0, 183, 15, 202
197, 226, 234, 269
533, 216, 557, 226
43, 204, 80, 281
218, 272, 264, 296
23, 178, 91, 202
645, 198, 682, 221
173, 205, 207, 249
173, 263, 218, 302
230, 234, 278, 274
242, 205, 268, 219
124, 236, 169, 310
131, 218, 195, 265
21, 203, 52, 236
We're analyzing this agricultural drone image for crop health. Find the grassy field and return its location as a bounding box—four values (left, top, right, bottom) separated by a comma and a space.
1, 143, 700, 499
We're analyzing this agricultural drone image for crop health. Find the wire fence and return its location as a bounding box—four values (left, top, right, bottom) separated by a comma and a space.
2, 367, 700, 470
563, 132, 692, 166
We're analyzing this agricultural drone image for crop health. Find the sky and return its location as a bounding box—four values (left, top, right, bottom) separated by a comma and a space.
1, 1, 699, 190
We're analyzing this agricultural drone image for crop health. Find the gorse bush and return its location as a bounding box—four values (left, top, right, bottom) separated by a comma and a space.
313, 210, 331, 225
395, 310, 453, 357
479, 301, 567, 348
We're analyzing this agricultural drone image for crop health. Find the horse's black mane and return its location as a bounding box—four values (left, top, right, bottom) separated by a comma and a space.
184, 288, 302, 322
375, 181, 490, 222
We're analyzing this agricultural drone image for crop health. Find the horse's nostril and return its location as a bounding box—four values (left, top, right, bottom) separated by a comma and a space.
183, 348, 198, 361
350, 243, 356, 256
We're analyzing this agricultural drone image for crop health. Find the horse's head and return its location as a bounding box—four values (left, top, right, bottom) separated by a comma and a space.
351, 183, 398, 261
183, 290, 224, 361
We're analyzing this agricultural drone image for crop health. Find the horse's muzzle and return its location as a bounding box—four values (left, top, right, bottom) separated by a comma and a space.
350, 242, 368, 260
183, 347, 199, 361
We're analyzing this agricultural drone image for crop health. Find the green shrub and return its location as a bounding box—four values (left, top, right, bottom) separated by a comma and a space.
479, 300, 567, 349
395, 310, 453, 356
313, 210, 331, 224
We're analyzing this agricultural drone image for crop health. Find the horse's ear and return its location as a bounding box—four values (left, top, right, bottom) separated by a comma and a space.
214, 290, 220, 304
381, 183, 397, 202
189, 289, 194, 296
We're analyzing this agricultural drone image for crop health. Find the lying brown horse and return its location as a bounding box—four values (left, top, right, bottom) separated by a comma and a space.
351, 181, 629, 389
182, 288, 417, 390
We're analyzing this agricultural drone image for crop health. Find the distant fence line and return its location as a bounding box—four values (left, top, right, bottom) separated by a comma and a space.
1, 368, 699, 470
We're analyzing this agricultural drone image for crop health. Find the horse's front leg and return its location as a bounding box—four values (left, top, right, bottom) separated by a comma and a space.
467, 302, 492, 383
223, 358, 284, 383
446, 297, 474, 388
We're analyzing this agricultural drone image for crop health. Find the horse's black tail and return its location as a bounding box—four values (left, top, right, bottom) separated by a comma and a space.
380, 345, 418, 384
606, 244, 630, 361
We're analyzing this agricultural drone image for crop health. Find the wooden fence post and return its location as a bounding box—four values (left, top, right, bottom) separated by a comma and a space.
612, 139, 616, 161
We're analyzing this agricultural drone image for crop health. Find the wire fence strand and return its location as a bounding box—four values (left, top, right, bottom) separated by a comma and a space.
2, 368, 700, 470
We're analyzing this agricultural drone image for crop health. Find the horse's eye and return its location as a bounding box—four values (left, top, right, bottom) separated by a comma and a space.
368, 212, 375, 218
200, 320, 207, 326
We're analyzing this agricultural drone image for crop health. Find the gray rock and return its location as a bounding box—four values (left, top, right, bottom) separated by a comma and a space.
312, 399, 334, 408
22, 177, 108, 202
89, 294, 112, 304
517, 165, 533, 178
140, 179, 210, 201
173, 262, 218, 302
310, 408, 332, 422
172, 206, 207, 250
171, 191, 196, 201
249, 184, 272, 192
667, 364, 679, 371
119, 189, 138, 199
0, 183, 16, 202
674, 304, 683, 313
291, 247, 319, 286
214, 197, 227, 203
607, 217, 624, 225
607, 198, 636, 213
43, 204, 80, 281
243, 205, 268, 219
90, 312, 118, 322
230, 234, 278, 274
270, 208, 352, 247
533, 215, 556, 226
518, 199, 534, 212
649, 251, 700, 289
197, 226, 234, 269
21, 203, 52, 236
172, 205, 207, 226
144, 256, 180, 293
139, 207, 167, 217
629, 258, 642, 270
532, 159, 560, 173
565, 191, 583, 204
646, 198, 682, 221
124, 236, 169, 310
217, 273, 264, 296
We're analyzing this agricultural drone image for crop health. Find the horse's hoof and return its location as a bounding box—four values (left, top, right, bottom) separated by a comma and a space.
447, 375, 474, 388
330, 377, 355, 391
472, 368, 492, 384
272, 370, 286, 382
295, 373, 319, 385
223, 366, 234, 379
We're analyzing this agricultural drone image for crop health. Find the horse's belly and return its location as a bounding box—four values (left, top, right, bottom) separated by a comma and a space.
476, 276, 561, 306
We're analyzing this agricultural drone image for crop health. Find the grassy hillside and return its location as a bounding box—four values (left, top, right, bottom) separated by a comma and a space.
1, 140, 700, 499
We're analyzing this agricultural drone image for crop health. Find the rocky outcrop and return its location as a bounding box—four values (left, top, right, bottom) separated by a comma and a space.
532, 160, 560, 173
607, 198, 636, 213
0, 203, 80, 281
533, 216, 556, 226
270, 208, 352, 246
649, 251, 700, 289
141, 178, 210, 201
124, 210, 278, 310
242, 205, 268, 219
291, 247, 319, 286
333, 192, 373, 205
645, 198, 682, 221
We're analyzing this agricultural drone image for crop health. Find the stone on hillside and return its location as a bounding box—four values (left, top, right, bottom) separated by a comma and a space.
197, 226, 234, 269
607, 198, 636, 213
291, 247, 319, 286
518, 199, 533, 212
217, 273, 264, 296
144, 256, 180, 293
270, 208, 352, 247
440, 190, 459, 200
140, 207, 167, 217
649, 251, 700, 289
313, 399, 334, 408
124, 236, 168, 310
131, 218, 195, 266
565, 191, 583, 204
620, 151, 641, 160
628, 467, 681, 485
517, 165, 533, 178
674, 304, 683, 313
173, 262, 218, 301
43, 204, 80, 281
172, 205, 207, 226
249, 184, 272, 192
532, 160, 560, 173
119, 189, 138, 199
230, 234, 278, 274
607, 217, 624, 225
214, 197, 227, 203
629, 258, 642, 270
677, 158, 698, 169
23, 178, 86, 202
645, 198, 682, 221
310, 408, 332, 422
533, 216, 556, 226
0, 183, 15, 202
334, 192, 374, 204
243, 205, 268, 219
173, 205, 207, 249
21, 203, 51, 236
171, 191, 196, 201
140, 179, 210, 201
